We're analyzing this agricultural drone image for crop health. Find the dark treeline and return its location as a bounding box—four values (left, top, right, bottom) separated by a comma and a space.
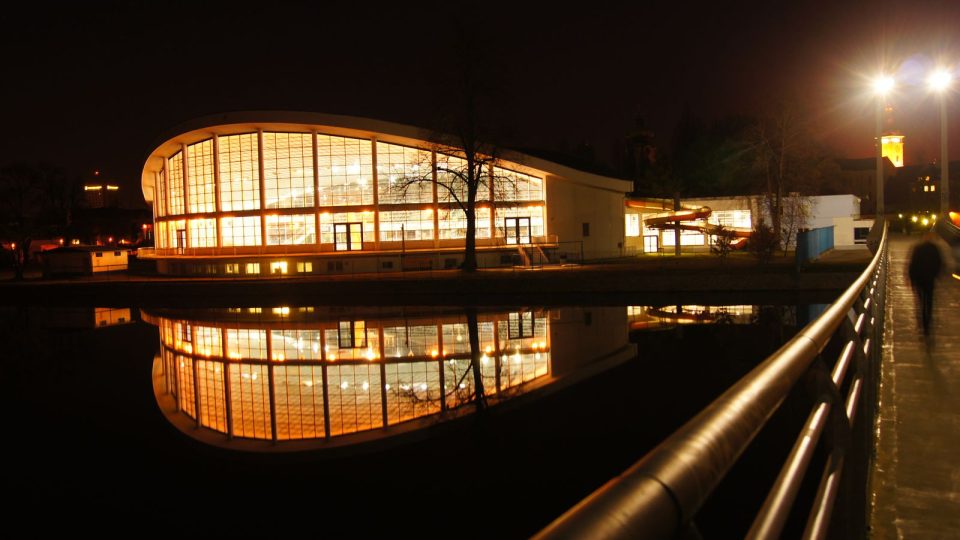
622, 102, 852, 201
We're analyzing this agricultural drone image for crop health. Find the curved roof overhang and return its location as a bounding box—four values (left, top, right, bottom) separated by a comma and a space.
141, 111, 631, 203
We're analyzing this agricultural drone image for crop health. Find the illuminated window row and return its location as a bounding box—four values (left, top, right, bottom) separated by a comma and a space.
157, 133, 544, 218
154, 206, 543, 248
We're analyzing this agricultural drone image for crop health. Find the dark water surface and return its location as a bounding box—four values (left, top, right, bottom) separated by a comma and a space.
2, 302, 820, 536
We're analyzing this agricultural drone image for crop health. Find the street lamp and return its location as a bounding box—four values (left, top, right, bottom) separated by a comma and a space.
872, 75, 894, 218
928, 68, 952, 216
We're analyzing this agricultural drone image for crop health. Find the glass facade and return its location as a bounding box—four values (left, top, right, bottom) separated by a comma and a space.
188, 218, 217, 248
150, 308, 552, 445
167, 151, 185, 215
263, 132, 314, 209
376, 142, 433, 204
156, 168, 167, 218
151, 128, 547, 256
266, 214, 316, 245
219, 134, 260, 212
317, 135, 373, 206
379, 209, 434, 242
221, 216, 262, 247
187, 139, 216, 214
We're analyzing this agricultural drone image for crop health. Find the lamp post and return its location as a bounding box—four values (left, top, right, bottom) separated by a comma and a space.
929, 69, 952, 216
872, 75, 894, 219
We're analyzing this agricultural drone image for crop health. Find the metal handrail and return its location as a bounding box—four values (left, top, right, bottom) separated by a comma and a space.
535, 223, 888, 540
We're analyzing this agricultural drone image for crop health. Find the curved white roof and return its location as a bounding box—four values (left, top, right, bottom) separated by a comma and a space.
141, 111, 631, 202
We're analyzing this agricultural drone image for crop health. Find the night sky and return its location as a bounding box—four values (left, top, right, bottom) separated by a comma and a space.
3, 1, 959, 207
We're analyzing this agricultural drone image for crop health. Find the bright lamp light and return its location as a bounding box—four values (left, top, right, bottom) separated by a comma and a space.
872, 75, 894, 95
928, 69, 952, 92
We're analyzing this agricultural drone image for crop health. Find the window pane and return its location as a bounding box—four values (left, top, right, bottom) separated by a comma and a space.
376, 142, 433, 204
187, 139, 216, 213
265, 214, 315, 245
494, 166, 543, 202
189, 218, 217, 248
379, 209, 435, 242
219, 134, 261, 212
263, 132, 314, 209
167, 151, 185, 215
317, 135, 373, 206
438, 207, 491, 239
221, 216, 262, 247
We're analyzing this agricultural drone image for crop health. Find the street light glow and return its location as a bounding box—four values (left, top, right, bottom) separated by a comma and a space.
872, 75, 894, 95
928, 69, 952, 92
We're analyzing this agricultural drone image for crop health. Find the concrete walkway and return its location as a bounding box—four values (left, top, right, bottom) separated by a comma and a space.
870, 234, 960, 538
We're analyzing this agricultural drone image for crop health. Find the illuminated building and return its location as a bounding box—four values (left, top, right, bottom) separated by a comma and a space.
881, 133, 904, 168
144, 305, 632, 449
84, 183, 120, 208
139, 112, 632, 275
623, 194, 872, 253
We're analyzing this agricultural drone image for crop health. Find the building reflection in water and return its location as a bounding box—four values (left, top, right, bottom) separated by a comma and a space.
627, 305, 754, 330
144, 306, 633, 450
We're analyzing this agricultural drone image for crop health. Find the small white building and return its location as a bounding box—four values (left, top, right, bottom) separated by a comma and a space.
624, 194, 871, 254
42, 246, 130, 276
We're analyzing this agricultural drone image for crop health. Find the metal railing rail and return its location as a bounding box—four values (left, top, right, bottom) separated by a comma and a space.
535, 223, 888, 540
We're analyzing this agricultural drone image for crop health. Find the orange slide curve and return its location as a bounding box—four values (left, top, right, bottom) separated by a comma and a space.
626, 199, 752, 248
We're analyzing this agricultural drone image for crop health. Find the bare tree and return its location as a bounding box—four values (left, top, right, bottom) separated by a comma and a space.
0, 163, 76, 279
747, 101, 822, 250
779, 193, 812, 255
385, 19, 516, 272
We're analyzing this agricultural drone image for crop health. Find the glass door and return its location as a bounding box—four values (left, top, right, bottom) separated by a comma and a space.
504, 217, 531, 245
176, 229, 186, 255
334, 223, 363, 251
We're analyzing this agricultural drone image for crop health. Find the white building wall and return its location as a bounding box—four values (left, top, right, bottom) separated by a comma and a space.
91, 250, 129, 272
547, 177, 626, 259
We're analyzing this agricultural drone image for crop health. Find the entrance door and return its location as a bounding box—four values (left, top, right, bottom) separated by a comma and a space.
643, 235, 659, 253
176, 229, 186, 255
504, 217, 531, 245
334, 223, 363, 251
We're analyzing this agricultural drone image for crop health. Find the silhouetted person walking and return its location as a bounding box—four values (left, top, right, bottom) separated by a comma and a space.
908, 234, 944, 336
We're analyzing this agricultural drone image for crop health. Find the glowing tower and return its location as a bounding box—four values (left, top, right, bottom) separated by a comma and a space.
880, 103, 904, 168
881, 133, 904, 168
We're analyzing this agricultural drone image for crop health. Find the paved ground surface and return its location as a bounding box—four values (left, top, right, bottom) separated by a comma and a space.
870, 234, 960, 538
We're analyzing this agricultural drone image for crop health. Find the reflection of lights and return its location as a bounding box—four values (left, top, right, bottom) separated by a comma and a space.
328, 354, 337, 361
898, 213, 903, 219
953, 273, 960, 281
385, 383, 391, 390
303, 380, 313, 387
484, 345, 493, 354
365, 348, 377, 361
340, 381, 349, 389
419, 383, 428, 391
921, 217, 930, 226
228, 352, 242, 360
459, 383, 466, 389
430, 349, 439, 358
481, 355, 489, 365
273, 353, 285, 362
400, 384, 411, 391
362, 381, 370, 391
911, 215, 919, 223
